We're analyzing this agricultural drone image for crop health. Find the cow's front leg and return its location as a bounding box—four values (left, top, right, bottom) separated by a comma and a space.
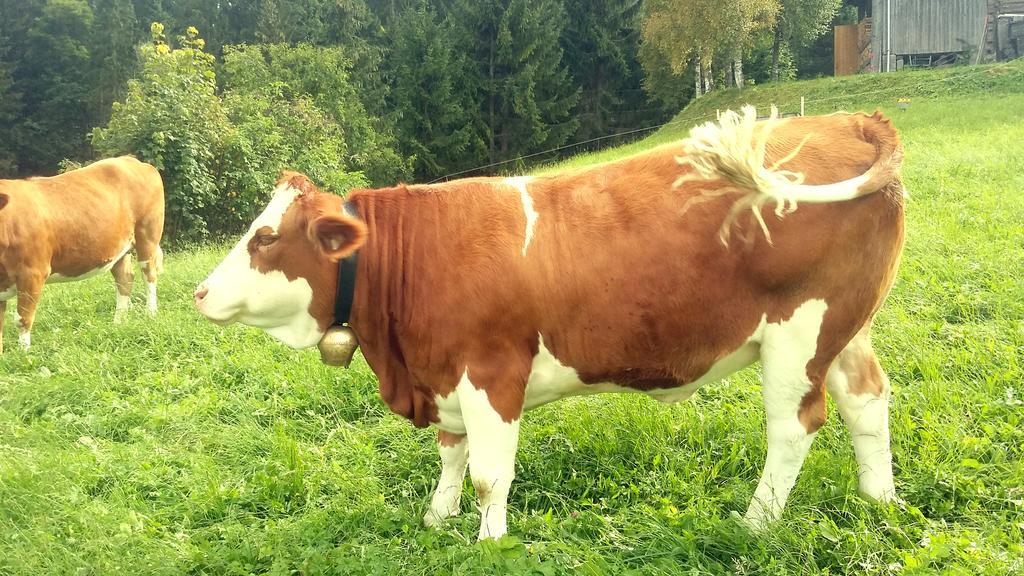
424, 430, 469, 527
457, 371, 523, 540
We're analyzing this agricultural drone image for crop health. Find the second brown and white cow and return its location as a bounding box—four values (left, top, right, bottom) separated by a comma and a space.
196, 108, 905, 539
0, 156, 165, 352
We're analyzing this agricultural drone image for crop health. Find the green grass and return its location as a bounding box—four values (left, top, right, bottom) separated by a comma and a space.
2, 65, 1023, 574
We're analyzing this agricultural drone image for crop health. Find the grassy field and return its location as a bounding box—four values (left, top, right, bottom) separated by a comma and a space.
2, 65, 1023, 575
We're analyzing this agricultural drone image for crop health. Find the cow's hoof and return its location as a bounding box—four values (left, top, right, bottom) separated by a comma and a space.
423, 507, 459, 528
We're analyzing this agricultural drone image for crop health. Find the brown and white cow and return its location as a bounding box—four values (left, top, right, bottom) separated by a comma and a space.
196, 108, 905, 539
0, 156, 165, 352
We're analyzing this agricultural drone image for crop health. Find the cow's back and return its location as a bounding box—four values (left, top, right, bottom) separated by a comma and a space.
0, 156, 164, 275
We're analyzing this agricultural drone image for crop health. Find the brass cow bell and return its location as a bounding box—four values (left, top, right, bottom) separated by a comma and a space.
317, 325, 358, 368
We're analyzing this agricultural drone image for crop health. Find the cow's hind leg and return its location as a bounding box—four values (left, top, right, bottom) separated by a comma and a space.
424, 430, 469, 527
825, 332, 896, 502
0, 300, 6, 353
111, 252, 134, 323
457, 370, 523, 540
136, 243, 163, 316
15, 272, 45, 349
744, 300, 832, 530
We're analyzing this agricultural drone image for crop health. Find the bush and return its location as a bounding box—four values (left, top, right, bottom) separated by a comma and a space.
92, 23, 227, 241
93, 25, 381, 243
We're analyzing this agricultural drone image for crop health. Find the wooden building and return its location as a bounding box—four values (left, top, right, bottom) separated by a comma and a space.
834, 0, 1020, 75
872, 0, 987, 71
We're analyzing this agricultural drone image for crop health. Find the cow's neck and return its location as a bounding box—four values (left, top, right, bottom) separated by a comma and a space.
347, 189, 439, 427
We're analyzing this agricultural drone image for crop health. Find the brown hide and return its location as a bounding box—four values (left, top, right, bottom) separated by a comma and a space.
268, 112, 905, 429
0, 156, 164, 305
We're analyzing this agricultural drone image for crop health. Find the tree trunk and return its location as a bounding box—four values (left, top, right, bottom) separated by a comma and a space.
734, 52, 744, 89
703, 58, 714, 93
488, 35, 496, 164
693, 56, 703, 98
771, 17, 782, 82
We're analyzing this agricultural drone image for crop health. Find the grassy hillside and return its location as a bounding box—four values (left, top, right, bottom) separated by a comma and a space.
2, 65, 1023, 575
540, 58, 1024, 172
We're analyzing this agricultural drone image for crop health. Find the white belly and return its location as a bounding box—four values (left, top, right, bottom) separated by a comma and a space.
47, 243, 132, 284
522, 335, 761, 410
434, 331, 764, 433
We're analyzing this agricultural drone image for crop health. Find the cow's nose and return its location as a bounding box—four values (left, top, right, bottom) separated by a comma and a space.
194, 284, 209, 304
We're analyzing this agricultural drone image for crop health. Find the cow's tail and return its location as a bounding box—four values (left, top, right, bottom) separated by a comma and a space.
674, 105, 903, 244
153, 245, 165, 276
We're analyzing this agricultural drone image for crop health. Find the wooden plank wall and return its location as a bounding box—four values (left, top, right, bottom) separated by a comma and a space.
835, 25, 860, 75
835, 19, 873, 75
873, 0, 988, 66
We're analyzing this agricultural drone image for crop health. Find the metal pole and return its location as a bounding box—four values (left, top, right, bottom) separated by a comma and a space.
886, 0, 892, 72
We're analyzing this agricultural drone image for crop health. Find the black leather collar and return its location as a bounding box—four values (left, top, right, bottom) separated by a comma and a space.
333, 201, 360, 326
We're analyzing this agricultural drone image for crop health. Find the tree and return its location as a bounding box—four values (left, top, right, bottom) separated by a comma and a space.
562, 0, 665, 141
640, 0, 777, 99
93, 23, 229, 240
222, 43, 410, 186
387, 3, 485, 179
90, 0, 141, 125
449, 0, 580, 167
771, 0, 842, 81
12, 0, 96, 174
0, 37, 22, 175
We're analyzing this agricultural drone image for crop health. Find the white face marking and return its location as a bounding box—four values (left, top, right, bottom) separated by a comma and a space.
197, 185, 323, 349
744, 298, 828, 529
506, 177, 537, 257
48, 242, 132, 284
456, 371, 520, 540
424, 434, 469, 527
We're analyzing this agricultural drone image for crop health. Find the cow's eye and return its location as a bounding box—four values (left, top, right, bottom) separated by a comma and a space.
255, 233, 279, 248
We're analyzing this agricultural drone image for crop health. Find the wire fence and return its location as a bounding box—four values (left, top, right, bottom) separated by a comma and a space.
428, 59, 1022, 183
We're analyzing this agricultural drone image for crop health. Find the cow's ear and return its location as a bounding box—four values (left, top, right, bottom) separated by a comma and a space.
308, 214, 367, 262
0, 193, 7, 211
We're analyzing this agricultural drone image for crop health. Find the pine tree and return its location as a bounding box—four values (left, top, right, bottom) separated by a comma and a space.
91, 0, 141, 126
450, 0, 580, 167
562, 0, 659, 141
0, 36, 22, 175
14, 0, 96, 174
388, 2, 485, 179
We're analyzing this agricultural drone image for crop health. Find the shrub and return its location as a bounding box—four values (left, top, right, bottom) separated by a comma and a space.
93, 23, 227, 241
93, 26, 381, 243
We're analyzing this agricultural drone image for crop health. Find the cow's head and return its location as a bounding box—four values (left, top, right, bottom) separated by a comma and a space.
195, 173, 367, 348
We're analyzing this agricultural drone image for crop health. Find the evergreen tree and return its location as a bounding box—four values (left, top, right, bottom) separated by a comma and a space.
449, 0, 579, 167
562, 0, 658, 142
13, 0, 96, 174
0, 36, 22, 175
388, 2, 485, 179
90, 0, 141, 125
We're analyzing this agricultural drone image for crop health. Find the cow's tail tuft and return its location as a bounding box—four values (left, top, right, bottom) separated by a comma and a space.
674, 106, 902, 245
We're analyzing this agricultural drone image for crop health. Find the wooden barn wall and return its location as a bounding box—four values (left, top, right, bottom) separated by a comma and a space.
872, 0, 988, 68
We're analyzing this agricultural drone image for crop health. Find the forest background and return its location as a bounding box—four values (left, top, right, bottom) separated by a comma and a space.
0, 0, 849, 240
